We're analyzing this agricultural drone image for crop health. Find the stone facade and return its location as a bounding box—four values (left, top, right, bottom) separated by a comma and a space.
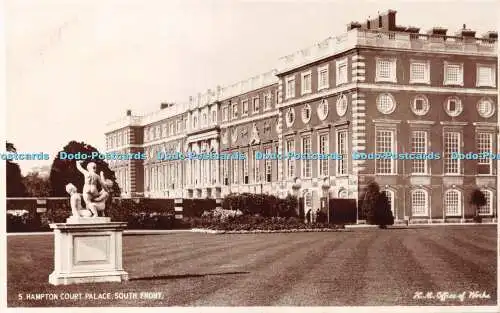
105, 10, 498, 222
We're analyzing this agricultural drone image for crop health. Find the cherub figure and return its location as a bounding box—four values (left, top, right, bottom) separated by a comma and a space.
65, 183, 93, 217
76, 160, 103, 208
75, 160, 114, 216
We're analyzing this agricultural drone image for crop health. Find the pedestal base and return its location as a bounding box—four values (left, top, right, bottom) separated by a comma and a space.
49, 221, 128, 286
49, 270, 129, 285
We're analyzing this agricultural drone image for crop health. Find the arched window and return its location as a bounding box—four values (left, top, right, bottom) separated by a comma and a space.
411, 189, 428, 216
338, 189, 348, 198
444, 189, 461, 216
382, 189, 395, 216
479, 189, 493, 215
304, 190, 313, 208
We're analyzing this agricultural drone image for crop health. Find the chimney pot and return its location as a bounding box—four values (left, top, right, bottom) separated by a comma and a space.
160, 102, 169, 109
126, 110, 132, 116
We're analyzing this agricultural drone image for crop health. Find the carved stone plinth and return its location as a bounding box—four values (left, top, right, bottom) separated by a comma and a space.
48, 221, 128, 286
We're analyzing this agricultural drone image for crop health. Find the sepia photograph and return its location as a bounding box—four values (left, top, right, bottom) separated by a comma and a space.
2, 0, 499, 311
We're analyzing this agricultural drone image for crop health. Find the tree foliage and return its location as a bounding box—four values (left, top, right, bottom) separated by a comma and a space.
23, 172, 52, 197
470, 188, 487, 216
6, 141, 27, 197
362, 180, 394, 228
49, 141, 120, 197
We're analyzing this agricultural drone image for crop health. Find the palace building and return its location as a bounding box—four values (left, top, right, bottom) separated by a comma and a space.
105, 10, 498, 222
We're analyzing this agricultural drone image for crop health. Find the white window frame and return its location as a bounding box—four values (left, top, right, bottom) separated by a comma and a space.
478, 189, 494, 216
211, 109, 217, 125
411, 95, 430, 116
338, 189, 348, 198
444, 189, 462, 217
409, 60, 430, 84
243, 152, 249, 184
265, 147, 272, 182
411, 189, 429, 217
242, 99, 249, 116
443, 61, 464, 86
336, 58, 348, 86
285, 107, 295, 127
301, 70, 312, 95
375, 57, 397, 83
286, 139, 295, 179
301, 135, 312, 178
476, 64, 496, 88
285, 75, 296, 99
375, 127, 396, 175
336, 129, 348, 176
477, 132, 493, 175
317, 99, 329, 121
477, 97, 495, 118
443, 131, 461, 175
301, 104, 312, 124
252, 97, 260, 113
411, 130, 428, 175
318, 133, 329, 177
263, 92, 272, 111
253, 150, 260, 182
232, 103, 238, 119
318, 64, 329, 90
222, 106, 229, 122
376, 93, 397, 114
444, 96, 463, 117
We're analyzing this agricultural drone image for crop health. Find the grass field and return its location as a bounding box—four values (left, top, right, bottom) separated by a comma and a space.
7, 225, 498, 306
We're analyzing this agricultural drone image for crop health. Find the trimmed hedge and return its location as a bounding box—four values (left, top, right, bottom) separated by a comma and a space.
6, 198, 177, 232
222, 193, 298, 217
183, 199, 216, 217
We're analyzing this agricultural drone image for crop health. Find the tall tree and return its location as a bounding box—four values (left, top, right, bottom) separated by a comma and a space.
374, 191, 394, 228
49, 141, 121, 197
362, 180, 380, 223
23, 172, 52, 197
6, 141, 26, 197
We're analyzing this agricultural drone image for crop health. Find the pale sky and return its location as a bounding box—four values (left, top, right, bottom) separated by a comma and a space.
4, 0, 499, 174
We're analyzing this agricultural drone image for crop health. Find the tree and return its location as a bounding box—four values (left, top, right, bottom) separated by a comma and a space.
374, 191, 394, 228
49, 141, 121, 197
362, 180, 394, 228
6, 141, 27, 197
470, 189, 487, 222
23, 172, 51, 197
362, 180, 380, 224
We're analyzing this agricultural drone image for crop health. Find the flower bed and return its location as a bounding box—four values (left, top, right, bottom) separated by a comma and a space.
185, 214, 345, 232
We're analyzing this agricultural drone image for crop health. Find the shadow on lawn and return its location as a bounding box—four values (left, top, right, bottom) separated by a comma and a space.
130, 271, 250, 281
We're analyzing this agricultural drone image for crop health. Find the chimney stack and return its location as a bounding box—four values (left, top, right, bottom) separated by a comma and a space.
427, 27, 448, 36
456, 24, 476, 38
160, 102, 169, 109
126, 109, 132, 116
482, 31, 498, 40
347, 21, 361, 31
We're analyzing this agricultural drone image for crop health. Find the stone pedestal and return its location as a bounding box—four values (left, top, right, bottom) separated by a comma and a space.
48, 217, 129, 285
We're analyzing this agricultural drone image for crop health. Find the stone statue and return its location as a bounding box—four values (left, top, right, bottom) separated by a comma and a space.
65, 183, 93, 218
72, 160, 113, 217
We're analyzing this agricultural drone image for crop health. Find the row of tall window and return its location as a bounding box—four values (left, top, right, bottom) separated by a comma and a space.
107, 131, 128, 149
144, 119, 186, 142
284, 59, 496, 99
144, 163, 182, 192
222, 91, 277, 122
375, 129, 494, 175
382, 188, 494, 217
115, 168, 129, 195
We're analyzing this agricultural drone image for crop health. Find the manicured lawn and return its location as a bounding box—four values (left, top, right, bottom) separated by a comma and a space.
7, 225, 497, 306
